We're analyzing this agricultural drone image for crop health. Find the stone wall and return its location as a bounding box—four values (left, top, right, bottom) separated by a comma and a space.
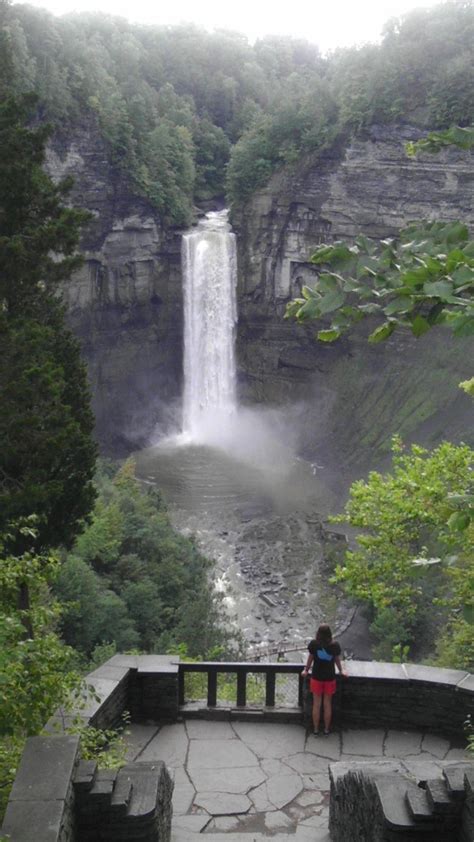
329, 760, 474, 841
46, 119, 184, 453
306, 661, 474, 738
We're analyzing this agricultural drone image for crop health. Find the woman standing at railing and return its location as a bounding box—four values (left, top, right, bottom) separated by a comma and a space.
301, 623, 347, 735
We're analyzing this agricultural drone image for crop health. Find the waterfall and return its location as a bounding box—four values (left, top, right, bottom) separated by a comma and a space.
181, 210, 237, 442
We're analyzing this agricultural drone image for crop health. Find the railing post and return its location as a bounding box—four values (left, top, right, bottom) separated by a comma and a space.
236, 670, 247, 707
178, 667, 185, 706
208, 668, 217, 707
265, 671, 276, 707
298, 675, 304, 708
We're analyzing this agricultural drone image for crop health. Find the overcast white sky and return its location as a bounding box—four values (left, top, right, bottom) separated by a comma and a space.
20, 0, 445, 53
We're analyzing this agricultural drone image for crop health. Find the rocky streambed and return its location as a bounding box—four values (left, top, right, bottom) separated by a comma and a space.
135, 438, 365, 659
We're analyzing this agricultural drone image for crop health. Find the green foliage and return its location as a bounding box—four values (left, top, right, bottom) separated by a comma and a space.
0, 93, 96, 552
286, 221, 474, 342
332, 439, 474, 663
0, 522, 83, 820
406, 125, 474, 156
54, 460, 239, 659
3, 2, 473, 214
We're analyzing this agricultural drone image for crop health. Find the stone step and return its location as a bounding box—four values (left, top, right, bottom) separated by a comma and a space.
442, 763, 472, 801
405, 785, 435, 822
426, 778, 462, 816
73, 759, 98, 794
88, 768, 118, 805
110, 771, 134, 816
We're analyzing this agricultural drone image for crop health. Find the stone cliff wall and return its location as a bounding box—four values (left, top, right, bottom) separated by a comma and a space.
48, 121, 473, 475
232, 125, 474, 486
46, 118, 184, 452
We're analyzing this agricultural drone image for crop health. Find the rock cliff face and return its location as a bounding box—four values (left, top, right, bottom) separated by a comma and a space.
232, 125, 474, 487
48, 121, 473, 479
46, 119, 184, 451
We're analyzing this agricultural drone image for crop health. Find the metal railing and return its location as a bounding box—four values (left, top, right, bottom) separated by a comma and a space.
178, 661, 304, 709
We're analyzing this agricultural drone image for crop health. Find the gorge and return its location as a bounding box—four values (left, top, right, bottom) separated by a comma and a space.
49, 121, 474, 655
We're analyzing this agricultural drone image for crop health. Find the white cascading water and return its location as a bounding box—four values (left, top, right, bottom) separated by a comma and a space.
181, 210, 237, 442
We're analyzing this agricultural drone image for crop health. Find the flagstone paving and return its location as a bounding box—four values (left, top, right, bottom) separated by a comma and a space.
125, 721, 468, 841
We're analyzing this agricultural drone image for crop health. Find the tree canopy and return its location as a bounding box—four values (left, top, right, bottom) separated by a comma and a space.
0, 91, 97, 551
1, 1, 473, 218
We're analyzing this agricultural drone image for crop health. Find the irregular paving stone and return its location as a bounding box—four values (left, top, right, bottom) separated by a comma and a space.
210, 815, 243, 831
261, 757, 288, 776
188, 764, 266, 794
266, 773, 304, 809
296, 790, 325, 807
304, 733, 341, 761
187, 737, 258, 770
286, 752, 330, 774
302, 772, 331, 790
384, 730, 423, 757
139, 723, 188, 767
232, 722, 305, 758
125, 723, 158, 761
171, 767, 195, 816
299, 810, 330, 828
186, 720, 236, 740
421, 733, 450, 759
172, 814, 210, 833
264, 809, 294, 830
194, 791, 251, 815
341, 729, 385, 757
444, 747, 469, 762
248, 781, 275, 811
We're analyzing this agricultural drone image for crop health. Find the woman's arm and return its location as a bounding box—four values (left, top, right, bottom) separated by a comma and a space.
301, 654, 314, 677
335, 656, 348, 676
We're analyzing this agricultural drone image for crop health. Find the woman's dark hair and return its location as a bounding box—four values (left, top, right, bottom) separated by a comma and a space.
315, 624, 332, 647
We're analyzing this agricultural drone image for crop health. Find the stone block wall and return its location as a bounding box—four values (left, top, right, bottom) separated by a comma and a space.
329, 760, 474, 842
304, 661, 474, 739
1, 736, 80, 842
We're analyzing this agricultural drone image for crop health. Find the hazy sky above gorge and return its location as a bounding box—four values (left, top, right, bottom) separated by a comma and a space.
21, 0, 446, 52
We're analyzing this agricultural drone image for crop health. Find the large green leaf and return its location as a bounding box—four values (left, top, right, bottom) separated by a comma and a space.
317, 328, 341, 342
368, 322, 396, 343
318, 288, 345, 314
423, 280, 454, 299
384, 296, 414, 315
410, 315, 430, 337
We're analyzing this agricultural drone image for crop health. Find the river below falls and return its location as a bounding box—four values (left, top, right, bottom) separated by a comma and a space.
134, 438, 368, 659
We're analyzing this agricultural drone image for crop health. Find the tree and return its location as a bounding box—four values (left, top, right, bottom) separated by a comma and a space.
0, 521, 81, 819
0, 92, 97, 553
331, 439, 473, 664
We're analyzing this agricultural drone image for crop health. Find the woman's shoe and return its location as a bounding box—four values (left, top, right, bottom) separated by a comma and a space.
324, 729, 330, 735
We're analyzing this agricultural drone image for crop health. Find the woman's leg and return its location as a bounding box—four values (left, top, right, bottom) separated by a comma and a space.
323, 693, 332, 732
312, 693, 323, 732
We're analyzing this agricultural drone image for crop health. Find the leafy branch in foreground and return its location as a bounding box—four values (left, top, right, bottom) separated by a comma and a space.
285, 220, 474, 344
406, 125, 474, 157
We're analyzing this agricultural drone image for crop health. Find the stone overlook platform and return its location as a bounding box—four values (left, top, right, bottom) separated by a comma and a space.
2, 654, 474, 841
125, 719, 470, 841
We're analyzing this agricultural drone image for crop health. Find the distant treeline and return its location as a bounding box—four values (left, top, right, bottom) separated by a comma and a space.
1, 0, 473, 221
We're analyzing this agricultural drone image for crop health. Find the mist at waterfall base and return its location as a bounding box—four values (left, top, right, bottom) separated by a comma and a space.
142, 208, 326, 512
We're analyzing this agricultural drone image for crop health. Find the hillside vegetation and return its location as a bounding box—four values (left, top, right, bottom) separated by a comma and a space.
1, 0, 473, 220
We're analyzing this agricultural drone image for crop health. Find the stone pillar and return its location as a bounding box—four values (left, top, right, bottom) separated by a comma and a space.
131, 656, 180, 723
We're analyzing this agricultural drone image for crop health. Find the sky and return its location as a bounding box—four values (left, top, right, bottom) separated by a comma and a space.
20, 0, 445, 53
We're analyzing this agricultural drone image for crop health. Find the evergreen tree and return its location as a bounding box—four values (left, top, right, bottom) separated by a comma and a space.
0, 90, 97, 552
